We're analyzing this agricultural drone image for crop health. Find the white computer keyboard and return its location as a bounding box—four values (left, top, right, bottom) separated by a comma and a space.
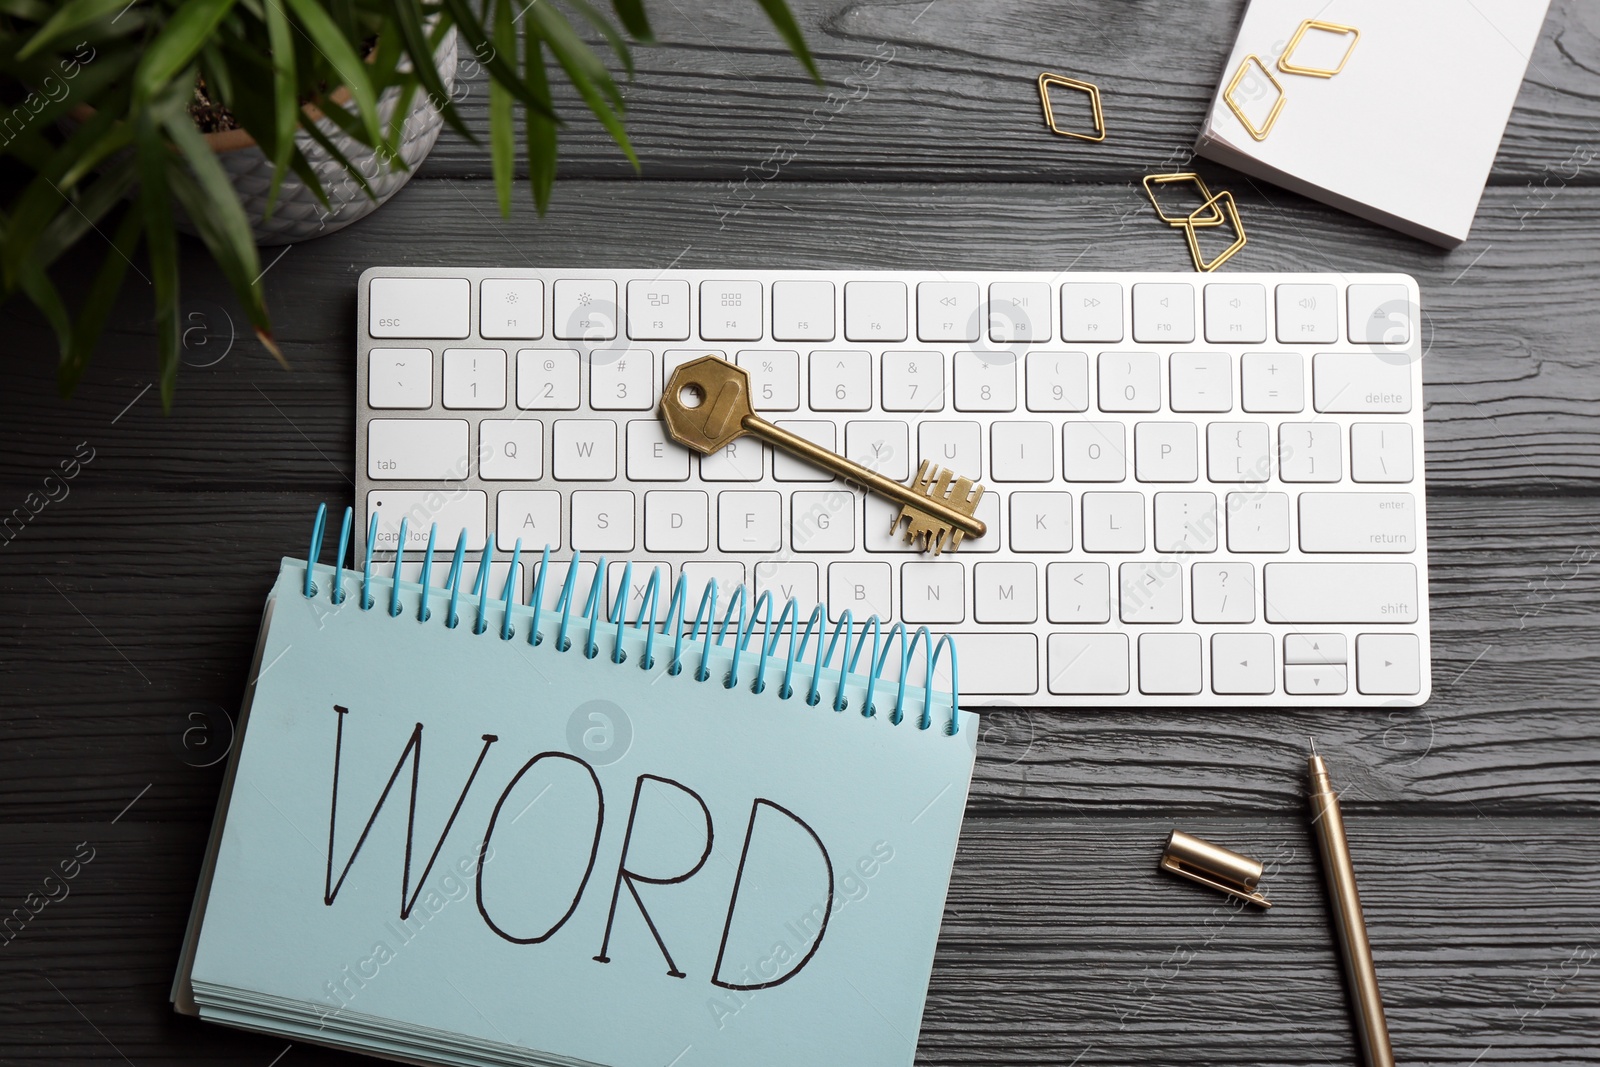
355, 267, 1431, 708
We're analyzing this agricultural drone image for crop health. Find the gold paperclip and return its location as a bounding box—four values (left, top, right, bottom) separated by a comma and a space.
1182, 190, 1247, 272
1278, 19, 1360, 78
1224, 54, 1286, 142
1142, 172, 1225, 229
1037, 72, 1106, 142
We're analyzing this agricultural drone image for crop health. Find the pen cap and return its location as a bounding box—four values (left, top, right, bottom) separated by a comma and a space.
1159, 830, 1271, 907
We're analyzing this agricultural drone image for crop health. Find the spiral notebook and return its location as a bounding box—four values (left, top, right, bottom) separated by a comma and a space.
172, 507, 978, 1067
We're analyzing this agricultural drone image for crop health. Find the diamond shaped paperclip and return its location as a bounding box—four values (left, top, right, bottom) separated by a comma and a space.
1182, 190, 1247, 273
1278, 19, 1360, 78
1038, 72, 1106, 142
1224, 55, 1286, 142
1142, 172, 1226, 229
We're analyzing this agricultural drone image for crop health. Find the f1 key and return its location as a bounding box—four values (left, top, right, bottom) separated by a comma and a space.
661, 355, 987, 553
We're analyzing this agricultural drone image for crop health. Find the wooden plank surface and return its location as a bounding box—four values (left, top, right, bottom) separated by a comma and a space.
2, 0, 1598, 1064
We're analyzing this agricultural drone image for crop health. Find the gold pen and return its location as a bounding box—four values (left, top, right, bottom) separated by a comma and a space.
1308, 741, 1395, 1067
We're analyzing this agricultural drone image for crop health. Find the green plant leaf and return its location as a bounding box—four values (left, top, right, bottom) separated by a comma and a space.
532, 6, 636, 169
523, 26, 557, 215
391, 0, 475, 142
134, 0, 239, 104
14, 0, 128, 60
283, 0, 384, 149
262, 0, 298, 215
135, 114, 182, 410
566, 0, 635, 77
488, 0, 515, 216
32, 164, 138, 273
610, 0, 653, 43
15, 261, 73, 360
437, 0, 559, 122
753, 0, 820, 84
59, 205, 143, 398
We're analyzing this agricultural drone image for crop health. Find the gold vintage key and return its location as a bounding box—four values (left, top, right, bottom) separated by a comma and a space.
660, 355, 987, 554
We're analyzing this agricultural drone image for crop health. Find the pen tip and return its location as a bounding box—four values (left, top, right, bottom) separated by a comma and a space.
1309, 736, 1318, 756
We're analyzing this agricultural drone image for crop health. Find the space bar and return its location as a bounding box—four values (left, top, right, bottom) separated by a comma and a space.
1264, 564, 1418, 623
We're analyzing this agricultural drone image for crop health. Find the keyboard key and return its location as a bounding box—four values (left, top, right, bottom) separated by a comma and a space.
791, 489, 856, 552
1046, 562, 1110, 623
1285, 634, 1346, 665
1131, 282, 1195, 343
1081, 493, 1144, 552
494, 490, 559, 551
1139, 633, 1202, 695
992, 422, 1054, 482
974, 562, 1038, 623
626, 419, 690, 481
701, 280, 764, 341
589, 348, 653, 412
934, 634, 1039, 696
369, 277, 469, 338
1346, 284, 1411, 345
626, 279, 690, 340
755, 560, 819, 610
402, 557, 524, 599
846, 421, 911, 481
1241, 352, 1305, 412
1098, 352, 1161, 412
1010, 492, 1073, 552
1351, 424, 1414, 483
901, 561, 965, 624
1263, 563, 1419, 623
917, 281, 980, 343
718, 490, 781, 552
881, 350, 945, 412
1120, 561, 1183, 623
1356, 633, 1422, 695
1134, 422, 1199, 482
1312, 352, 1412, 413
609, 561, 672, 618
863, 496, 919, 553
1207, 422, 1271, 483
1025, 351, 1089, 412
772, 422, 836, 482
988, 282, 1051, 343
516, 349, 581, 410
532, 559, 597, 609
810, 350, 873, 411
1278, 422, 1341, 482
1061, 282, 1123, 342
644, 490, 709, 552
1169, 352, 1232, 413
370, 490, 487, 551
1211, 633, 1275, 694
1154, 492, 1217, 552
829, 561, 892, 621
552, 420, 617, 480
1299, 493, 1417, 553
1063, 423, 1127, 482
368, 419, 469, 480
570, 490, 634, 552
1226, 491, 1290, 553
700, 439, 766, 481
1285, 663, 1346, 695
772, 280, 835, 341
681, 562, 745, 618
1276, 283, 1337, 343
1047, 633, 1129, 694
845, 280, 908, 342
552, 279, 618, 341
1191, 562, 1254, 623
953, 351, 1019, 411
664, 348, 720, 384
736, 350, 800, 411
442, 348, 506, 409
369, 349, 433, 409
918, 421, 983, 480
478, 419, 543, 480
480, 279, 543, 339
1203, 283, 1267, 344
967, 492, 1002, 554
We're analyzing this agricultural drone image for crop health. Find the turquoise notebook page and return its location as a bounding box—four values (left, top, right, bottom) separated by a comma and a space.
191, 557, 978, 1067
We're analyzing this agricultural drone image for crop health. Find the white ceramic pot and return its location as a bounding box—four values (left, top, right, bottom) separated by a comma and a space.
201, 27, 458, 246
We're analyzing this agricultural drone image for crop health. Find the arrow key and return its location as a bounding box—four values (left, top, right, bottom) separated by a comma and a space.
1285, 633, 1347, 665
1286, 663, 1347, 695
1210, 633, 1275, 694
1356, 633, 1421, 695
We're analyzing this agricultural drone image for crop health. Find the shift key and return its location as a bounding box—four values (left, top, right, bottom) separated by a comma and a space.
1264, 563, 1418, 623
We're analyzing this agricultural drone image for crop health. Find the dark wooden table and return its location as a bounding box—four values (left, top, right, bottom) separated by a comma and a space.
4, 1, 1598, 1063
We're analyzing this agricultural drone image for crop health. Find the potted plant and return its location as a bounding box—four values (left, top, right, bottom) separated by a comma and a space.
0, 1, 817, 408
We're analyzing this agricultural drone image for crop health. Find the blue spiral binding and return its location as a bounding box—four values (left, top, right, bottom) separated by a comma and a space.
304, 506, 960, 732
